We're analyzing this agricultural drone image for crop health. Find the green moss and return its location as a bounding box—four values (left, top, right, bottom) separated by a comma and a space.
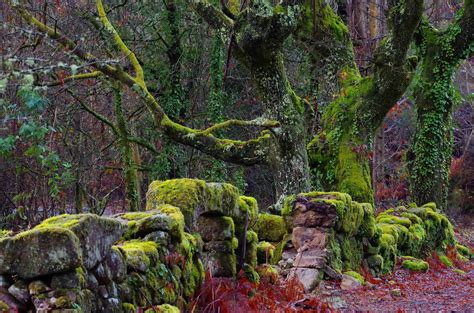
0, 300, 9, 312
339, 235, 363, 270
120, 212, 154, 220
400, 212, 423, 225
146, 179, 241, 227
121, 204, 185, 241
238, 196, 259, 233
456, 244, 473, 259
327, 233, 343, 272
281, 194, 296, 217
242, 263, 260, 283
35, 214, 81, 229
146, 304, 180, 313
183, 258, 204, 298
401, 257, 429, 272
256, 264, 279, 284
122, 303, 136, 313
0, 230, 11, 239
271, 234, 291, 265
257, 241, 275, 264
377, 215, 412, 228
119, 240, 159, 271
358, 203, 377, 238
437, 252, 453, 267
253, 213, 286, 242
453, 269, 466, 275
379, 233, 397, 273
55, 296, 72, 309
344, 271, 365, 284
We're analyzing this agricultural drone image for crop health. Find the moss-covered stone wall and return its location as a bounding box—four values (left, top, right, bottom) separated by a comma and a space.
0, 179, 471, 311
0, 207, 203, 312
278, 191, 472, 291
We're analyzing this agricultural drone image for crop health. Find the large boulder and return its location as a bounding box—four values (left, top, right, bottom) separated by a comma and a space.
0, 228, 82, 279
114, 205, 185, 241
146, 179, 241, 228
35, 214, 126, 269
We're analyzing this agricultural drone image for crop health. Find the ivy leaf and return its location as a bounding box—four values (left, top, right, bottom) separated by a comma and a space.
19, 122, 49, 140
0, 78, 8, 94
0, 136, 17, 155
18, 88, 48, 111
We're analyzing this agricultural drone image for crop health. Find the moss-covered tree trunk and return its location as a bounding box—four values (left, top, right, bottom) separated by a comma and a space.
409, 4, 474, 209
114, 86, 142, 212
195, 1, 312, 206
304, 0, 423, 204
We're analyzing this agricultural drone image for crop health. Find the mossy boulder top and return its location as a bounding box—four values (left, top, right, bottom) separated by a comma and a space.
34, 213, 126, 269
282, 191, 371, 235
0, 228, 82, 279
114, 204, 185, 241
146, 179, 243, 228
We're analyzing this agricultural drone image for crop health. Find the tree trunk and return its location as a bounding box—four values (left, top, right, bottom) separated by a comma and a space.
114, 86, 141, 212
249, 53, 311, 206
409, 5, 474, 209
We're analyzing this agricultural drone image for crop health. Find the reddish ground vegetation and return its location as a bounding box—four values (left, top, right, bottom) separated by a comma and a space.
189, 270, 331, 312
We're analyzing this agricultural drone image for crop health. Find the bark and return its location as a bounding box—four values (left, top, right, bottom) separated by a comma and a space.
409, 2, 474, 209
196, 0, 311, 206
114, 86, 141, 212
305, 0, 423, 204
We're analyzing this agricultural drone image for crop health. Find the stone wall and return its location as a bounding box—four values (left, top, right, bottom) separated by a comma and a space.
0, 179, 472, 311
278, 191, 473, 291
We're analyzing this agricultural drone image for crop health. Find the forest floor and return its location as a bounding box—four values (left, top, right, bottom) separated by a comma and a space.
313, 214, 474, 312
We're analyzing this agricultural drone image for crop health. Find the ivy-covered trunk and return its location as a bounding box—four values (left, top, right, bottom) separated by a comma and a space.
304, 0, 423, 204
409, 6, 474, 209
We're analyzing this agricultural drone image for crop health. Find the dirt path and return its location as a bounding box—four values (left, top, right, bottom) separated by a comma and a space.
315, 261, 473, 312
313, 215, 474, 312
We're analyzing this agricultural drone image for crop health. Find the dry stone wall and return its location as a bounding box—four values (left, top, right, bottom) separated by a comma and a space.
0, 179, 472, 312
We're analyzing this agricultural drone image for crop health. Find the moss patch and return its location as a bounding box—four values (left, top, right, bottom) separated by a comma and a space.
401, 257, 429, 272
253, 213, 286, 242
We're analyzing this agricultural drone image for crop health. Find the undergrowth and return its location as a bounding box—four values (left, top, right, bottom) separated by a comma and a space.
188, 269, 332, 312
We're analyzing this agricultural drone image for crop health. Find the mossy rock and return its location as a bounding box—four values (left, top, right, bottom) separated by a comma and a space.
366, 254, 384, 274
146, 179, 241, 228
244, 231, 259, 267
182, 257, 205, 298
202, 250, 236, 277
115, 205, 185, 241
401, 256, 429, 272
145, 304, 180, 313
376, 215, 412, 228
285, 191, 364, 234
0, 227, 82, 279
253, 213, 287, 242
35, 213, 126, 269
118, 240, 159, 273
197, 216, 235, 242
343, 271, 365, 284
237, 196, 259, 234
